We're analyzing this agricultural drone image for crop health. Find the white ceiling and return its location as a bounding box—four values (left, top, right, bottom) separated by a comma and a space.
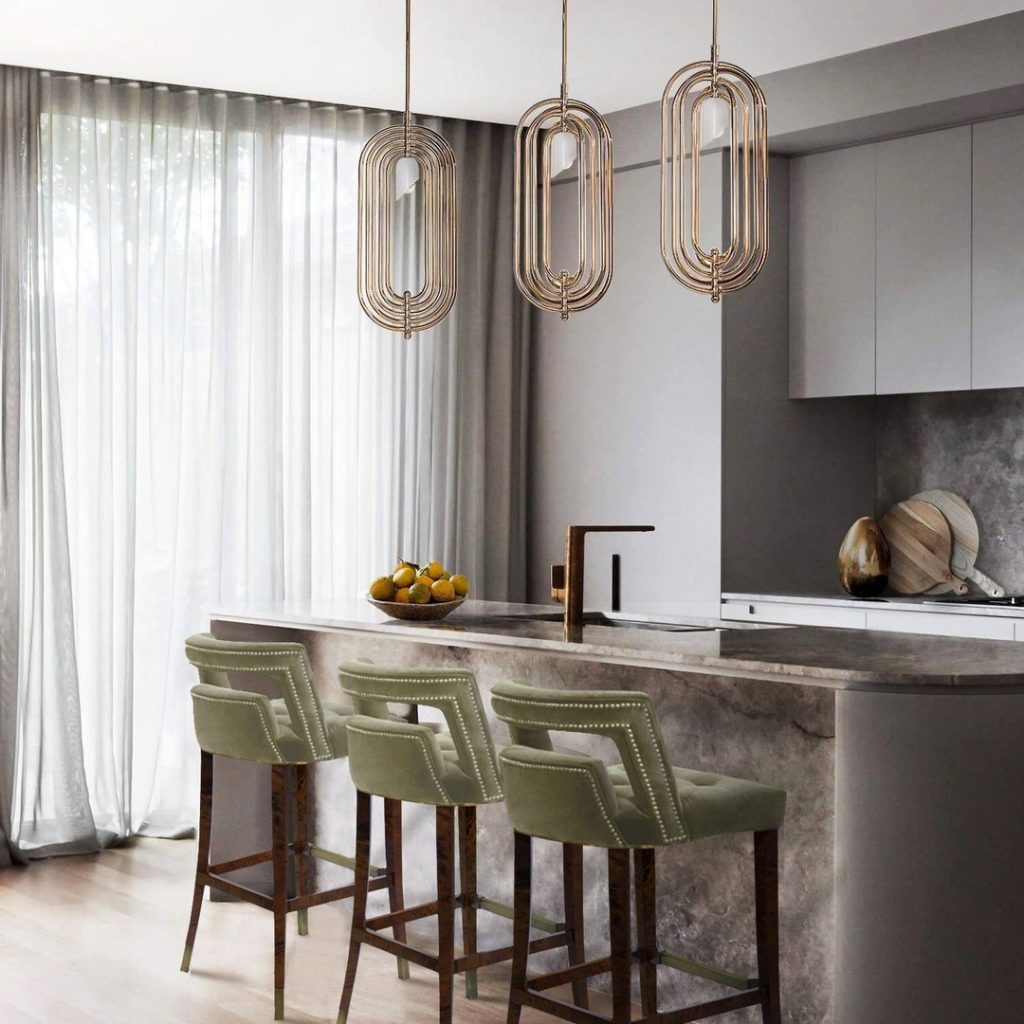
1, 1, 1020, 124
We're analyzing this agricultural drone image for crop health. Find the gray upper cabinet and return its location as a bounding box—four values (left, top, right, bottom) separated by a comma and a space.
875, 126, 973, 395
789, 145, 876, 398
973, 115, 1024, 390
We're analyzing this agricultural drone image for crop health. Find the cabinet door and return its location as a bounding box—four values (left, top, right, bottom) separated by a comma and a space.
789, 145, 876, 398
973, 115, 1024, 390
875, 127, 972, 394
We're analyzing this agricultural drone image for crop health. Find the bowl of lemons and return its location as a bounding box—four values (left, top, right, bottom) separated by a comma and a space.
367, 560, 469, 622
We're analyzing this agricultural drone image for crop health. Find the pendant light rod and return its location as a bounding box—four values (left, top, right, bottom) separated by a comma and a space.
560, 0, 568, 125
404, 0, 412, 152
710, 0, 719, 85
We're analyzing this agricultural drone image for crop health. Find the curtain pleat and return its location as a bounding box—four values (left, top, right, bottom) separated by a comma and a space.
0, 69, 529, 860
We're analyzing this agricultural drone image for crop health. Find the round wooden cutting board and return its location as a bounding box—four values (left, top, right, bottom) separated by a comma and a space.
879, 498, 969, 595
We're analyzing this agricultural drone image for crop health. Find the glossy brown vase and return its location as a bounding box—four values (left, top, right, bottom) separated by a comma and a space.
838, 517, 890, 597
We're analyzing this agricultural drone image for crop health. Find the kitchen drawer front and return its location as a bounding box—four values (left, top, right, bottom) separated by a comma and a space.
722, 601, 867, 629
1015, 622, 1024, 643
864, 610, 1016, 641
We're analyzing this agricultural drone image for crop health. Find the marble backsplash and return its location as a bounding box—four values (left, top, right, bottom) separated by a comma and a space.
876, 388, 1024, 595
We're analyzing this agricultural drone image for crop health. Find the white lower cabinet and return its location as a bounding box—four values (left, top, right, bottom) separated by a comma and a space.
725, 600, 867, 629
722, 597, 1022, 642
864, 609, 1015, 641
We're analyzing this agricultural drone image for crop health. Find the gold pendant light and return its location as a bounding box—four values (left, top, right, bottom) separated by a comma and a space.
514, 0, 613, 319
358, 0, 457, 338
660, 0, 768, 302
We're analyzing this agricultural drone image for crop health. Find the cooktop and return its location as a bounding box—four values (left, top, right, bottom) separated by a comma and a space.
922, 595, 1024, 607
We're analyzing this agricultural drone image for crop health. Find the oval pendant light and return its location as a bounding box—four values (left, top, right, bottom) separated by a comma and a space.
358, 0, 457, 338
514, 0, 613, 320
660, 0, 768, 302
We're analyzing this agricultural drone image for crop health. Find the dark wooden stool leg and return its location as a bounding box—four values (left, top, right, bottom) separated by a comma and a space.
436, 806, 457, 1024
180, 749, 213, 972
271, 764, 288, 1020
608, 848, 633, 1024
458, 805, 479, 999
337, 791, 372, 1024
634, 847, 658, 1024
562, 842, 589, 1008
383, 797, 410, 980
507, 831, 532, 1024
755, 830, 782, 1024
294, 763, 311, 937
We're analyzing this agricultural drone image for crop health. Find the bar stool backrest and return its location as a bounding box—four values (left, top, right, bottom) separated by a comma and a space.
185, 633, 333, 763
339, 661, 503, 806
490, 680, 688, 846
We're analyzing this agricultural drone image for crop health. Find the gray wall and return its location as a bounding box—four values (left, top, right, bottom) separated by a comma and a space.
876, 388, 1024, 595
527, 161, 724, 619
721, 158, 877, 596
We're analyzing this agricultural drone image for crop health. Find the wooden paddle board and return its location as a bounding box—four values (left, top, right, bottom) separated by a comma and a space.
879, 499, 969, 595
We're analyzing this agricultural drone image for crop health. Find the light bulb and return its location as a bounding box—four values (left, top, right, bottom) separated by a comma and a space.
393, 156, 420, 198
700, 96, 731, 145
549, 130, 578, 176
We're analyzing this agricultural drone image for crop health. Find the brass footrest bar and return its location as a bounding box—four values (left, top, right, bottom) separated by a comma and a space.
658, 950, 753, 992
476, 895, 563, 934
311, 845, 388, 878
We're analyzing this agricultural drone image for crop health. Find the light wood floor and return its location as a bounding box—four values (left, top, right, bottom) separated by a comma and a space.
0, 838, 605, 1024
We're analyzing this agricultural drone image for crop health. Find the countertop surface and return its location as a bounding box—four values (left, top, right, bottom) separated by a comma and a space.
208, 599, 1024, 692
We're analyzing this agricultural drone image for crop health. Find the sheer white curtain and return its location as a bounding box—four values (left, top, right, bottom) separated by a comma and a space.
0, 71, 528, 857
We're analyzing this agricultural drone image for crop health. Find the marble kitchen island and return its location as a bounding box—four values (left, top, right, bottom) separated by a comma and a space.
206, 599, 1024, 1024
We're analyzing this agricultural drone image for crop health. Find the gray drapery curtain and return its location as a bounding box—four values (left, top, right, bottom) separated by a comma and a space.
0, 68, 530, 861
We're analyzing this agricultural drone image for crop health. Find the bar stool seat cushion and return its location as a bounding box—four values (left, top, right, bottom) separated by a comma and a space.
606, 764, 786, 844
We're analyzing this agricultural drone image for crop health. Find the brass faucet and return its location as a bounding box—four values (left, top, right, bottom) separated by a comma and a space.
551, 524, 655, 642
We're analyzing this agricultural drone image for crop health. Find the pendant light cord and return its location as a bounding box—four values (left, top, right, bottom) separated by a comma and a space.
404, 0, 412, 153
560, 0, 568, 127
710, 0, 720, 89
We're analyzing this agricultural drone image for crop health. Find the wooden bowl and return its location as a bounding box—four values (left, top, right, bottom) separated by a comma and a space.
367, 596, 466, 622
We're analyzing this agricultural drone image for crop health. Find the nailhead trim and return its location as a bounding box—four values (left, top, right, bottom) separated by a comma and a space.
499, 754, 626, 845
187, 644, 331, 761
340, 669, 503, 801
192, 691, 284, 761
346, 723, 449, 803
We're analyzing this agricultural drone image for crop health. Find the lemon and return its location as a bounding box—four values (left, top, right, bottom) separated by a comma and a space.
393, 566, 416, 588
425, 561, 444, 580
394, 587, 412, 603
369, 576, 396, 601
408, 582, 431, 605
430, 579, 455, 603
450, 574, 469, 597
415, 574, 434, 589
439, 569, 451, 580
395, 559, 418, 572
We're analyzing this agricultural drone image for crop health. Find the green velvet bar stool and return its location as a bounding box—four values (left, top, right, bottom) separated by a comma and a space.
490, 680, 787, 1024
335, 661, 589, 1024
180, 634, 405, 1020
